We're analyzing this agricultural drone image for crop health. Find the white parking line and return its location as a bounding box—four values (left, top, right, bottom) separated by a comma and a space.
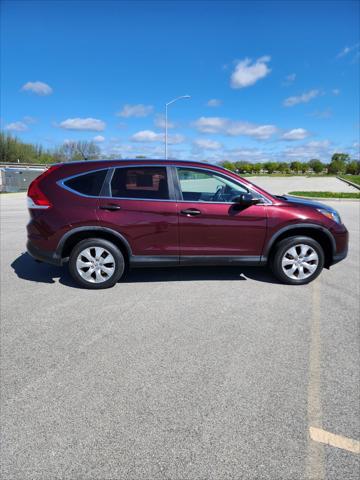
310, 426, 360, 454
306, 281, 325, 479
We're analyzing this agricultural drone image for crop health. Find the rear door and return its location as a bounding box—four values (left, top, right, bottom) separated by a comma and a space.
97, 166, 179, 257
174, 166, 268, 258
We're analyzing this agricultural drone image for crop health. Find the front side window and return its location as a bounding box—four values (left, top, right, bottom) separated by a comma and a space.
111, 167, 169, 200
64, 169, 107, 196
177, 168, 248, 203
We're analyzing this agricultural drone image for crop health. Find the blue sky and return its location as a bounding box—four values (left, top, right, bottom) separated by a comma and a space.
1, 0, 359, 163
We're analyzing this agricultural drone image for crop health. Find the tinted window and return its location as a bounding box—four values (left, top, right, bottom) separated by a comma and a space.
177, 168, 248, 202
64, 170, 107, 196
111, 167, 169, 200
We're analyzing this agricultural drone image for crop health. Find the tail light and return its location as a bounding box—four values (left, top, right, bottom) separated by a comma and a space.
27, 165, 61, 209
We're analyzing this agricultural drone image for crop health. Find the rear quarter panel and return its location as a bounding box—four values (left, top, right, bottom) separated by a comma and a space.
27, 166, 101, 252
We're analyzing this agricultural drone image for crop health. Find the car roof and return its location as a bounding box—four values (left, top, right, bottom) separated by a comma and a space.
55, 159, 220, 169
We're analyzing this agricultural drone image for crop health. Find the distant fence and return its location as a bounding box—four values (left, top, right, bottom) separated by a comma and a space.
0, 165, 47, 192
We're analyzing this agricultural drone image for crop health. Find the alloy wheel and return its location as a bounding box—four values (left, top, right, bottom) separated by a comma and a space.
281, 244, 319, 280
76, 246, 116, 283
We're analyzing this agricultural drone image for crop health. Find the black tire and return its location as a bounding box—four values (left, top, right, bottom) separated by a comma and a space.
68, 238, 125, 289
270, 236, 324, 285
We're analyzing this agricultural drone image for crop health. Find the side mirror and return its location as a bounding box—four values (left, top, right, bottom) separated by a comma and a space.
233, 193, 261, 206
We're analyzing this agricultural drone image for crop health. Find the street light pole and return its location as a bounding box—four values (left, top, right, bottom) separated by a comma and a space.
165, 95, 191, 159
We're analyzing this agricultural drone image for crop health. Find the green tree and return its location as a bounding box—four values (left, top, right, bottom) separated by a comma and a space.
290, 161, 302, 173
264, 162, 279, 174
56, 140, 100, 162
220, 161, 236, 171
251, 163, 262, 174
331, 153, 350, 164
235, 161, 252, 173
277, 162, 288, 173
328, 159, 346, 174
0, 131, 56, 163
308, 159, 324, 174
346, 160, 360, 175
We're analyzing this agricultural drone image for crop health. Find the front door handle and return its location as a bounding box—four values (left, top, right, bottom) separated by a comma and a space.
99, 204, 121, 211
180, 208, 201, 216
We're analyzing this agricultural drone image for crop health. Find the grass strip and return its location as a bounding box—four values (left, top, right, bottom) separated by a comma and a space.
338, 175, 360, 186
288, 191, 360, 199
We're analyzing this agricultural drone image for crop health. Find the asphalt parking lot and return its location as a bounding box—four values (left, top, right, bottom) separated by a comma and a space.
1, 192, 359, 479
247, 176, 359, 195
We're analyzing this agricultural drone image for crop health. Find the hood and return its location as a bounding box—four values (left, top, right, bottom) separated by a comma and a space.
276, 195, 342, 224
280, 194, 328, 209
279, 195, 340, 215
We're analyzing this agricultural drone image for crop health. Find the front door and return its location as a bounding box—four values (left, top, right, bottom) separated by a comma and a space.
175, 167, 267, 258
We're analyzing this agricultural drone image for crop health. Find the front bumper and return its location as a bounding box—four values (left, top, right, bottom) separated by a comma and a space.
331, 246, 348, 266
330, 226, 349, 266
27, 240, 63, 266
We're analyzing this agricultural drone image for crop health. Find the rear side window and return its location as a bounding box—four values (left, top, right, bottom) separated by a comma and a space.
111, 167, 169, 200
64, 169, 107, 196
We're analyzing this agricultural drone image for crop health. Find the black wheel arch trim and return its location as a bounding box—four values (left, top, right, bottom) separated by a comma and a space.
56, 226, 133, 259
262, 223, 336, 260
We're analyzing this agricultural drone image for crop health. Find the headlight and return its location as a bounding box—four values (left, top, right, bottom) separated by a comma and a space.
317, 208, 342, 224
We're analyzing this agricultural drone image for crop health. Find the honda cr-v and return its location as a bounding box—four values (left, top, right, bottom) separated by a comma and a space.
26, 160, 348, 289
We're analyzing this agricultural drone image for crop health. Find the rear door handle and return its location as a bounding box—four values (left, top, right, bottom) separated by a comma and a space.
99, 204, 121, 211
180, 208, 201, 216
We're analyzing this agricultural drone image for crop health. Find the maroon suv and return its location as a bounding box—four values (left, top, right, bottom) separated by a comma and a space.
26, 159, 348, 289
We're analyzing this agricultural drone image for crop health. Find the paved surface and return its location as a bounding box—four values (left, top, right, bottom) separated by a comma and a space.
247, 176, 359, 195
1, 192, 359, 480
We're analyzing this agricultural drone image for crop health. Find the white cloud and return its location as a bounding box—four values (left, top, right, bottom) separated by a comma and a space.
230, 56, 271, 89
194, 138, 222, 150
59, 118, 106, 131
131, 130, 161, 142
167, 134, 186, 145
332, 88, 340, 96
131, 130, 184, 144
282, 73, 296, 86
23, 116, 37, 124
5, 121, 28, 132
154, 114, 175, 129
168, 133, 185, 145
336, 43, 359, 58
306, 140, 331, 148
227, 123, 277, 139
4, 116, 37, 132
281, 128, 311, 141
21, 81, 53, 96
193, 117, 228, 133
193, 116, 277, 139
93, 135, 105, 142
117, 104, 154, 118
283, 89, 320, 107
310, 108, 332, 119
106, 142, 185, 160
283, 140, 332, 161
206, 99, 222, 107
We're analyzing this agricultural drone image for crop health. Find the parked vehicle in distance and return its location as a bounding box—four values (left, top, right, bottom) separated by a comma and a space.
26, 160, 348, 289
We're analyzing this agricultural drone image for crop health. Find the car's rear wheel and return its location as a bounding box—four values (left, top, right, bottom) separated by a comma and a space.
271, 236, 324, 285
69, 238, 125, 289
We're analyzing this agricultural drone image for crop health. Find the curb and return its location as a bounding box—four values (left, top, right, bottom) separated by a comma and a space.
336, 176, 360, 190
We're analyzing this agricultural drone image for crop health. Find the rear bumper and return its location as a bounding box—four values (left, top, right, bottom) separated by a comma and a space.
27, 240, 63, 266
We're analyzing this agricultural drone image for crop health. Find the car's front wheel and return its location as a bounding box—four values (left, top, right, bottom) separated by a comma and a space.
69, 238, 125, 289
271, 236, 324, 285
